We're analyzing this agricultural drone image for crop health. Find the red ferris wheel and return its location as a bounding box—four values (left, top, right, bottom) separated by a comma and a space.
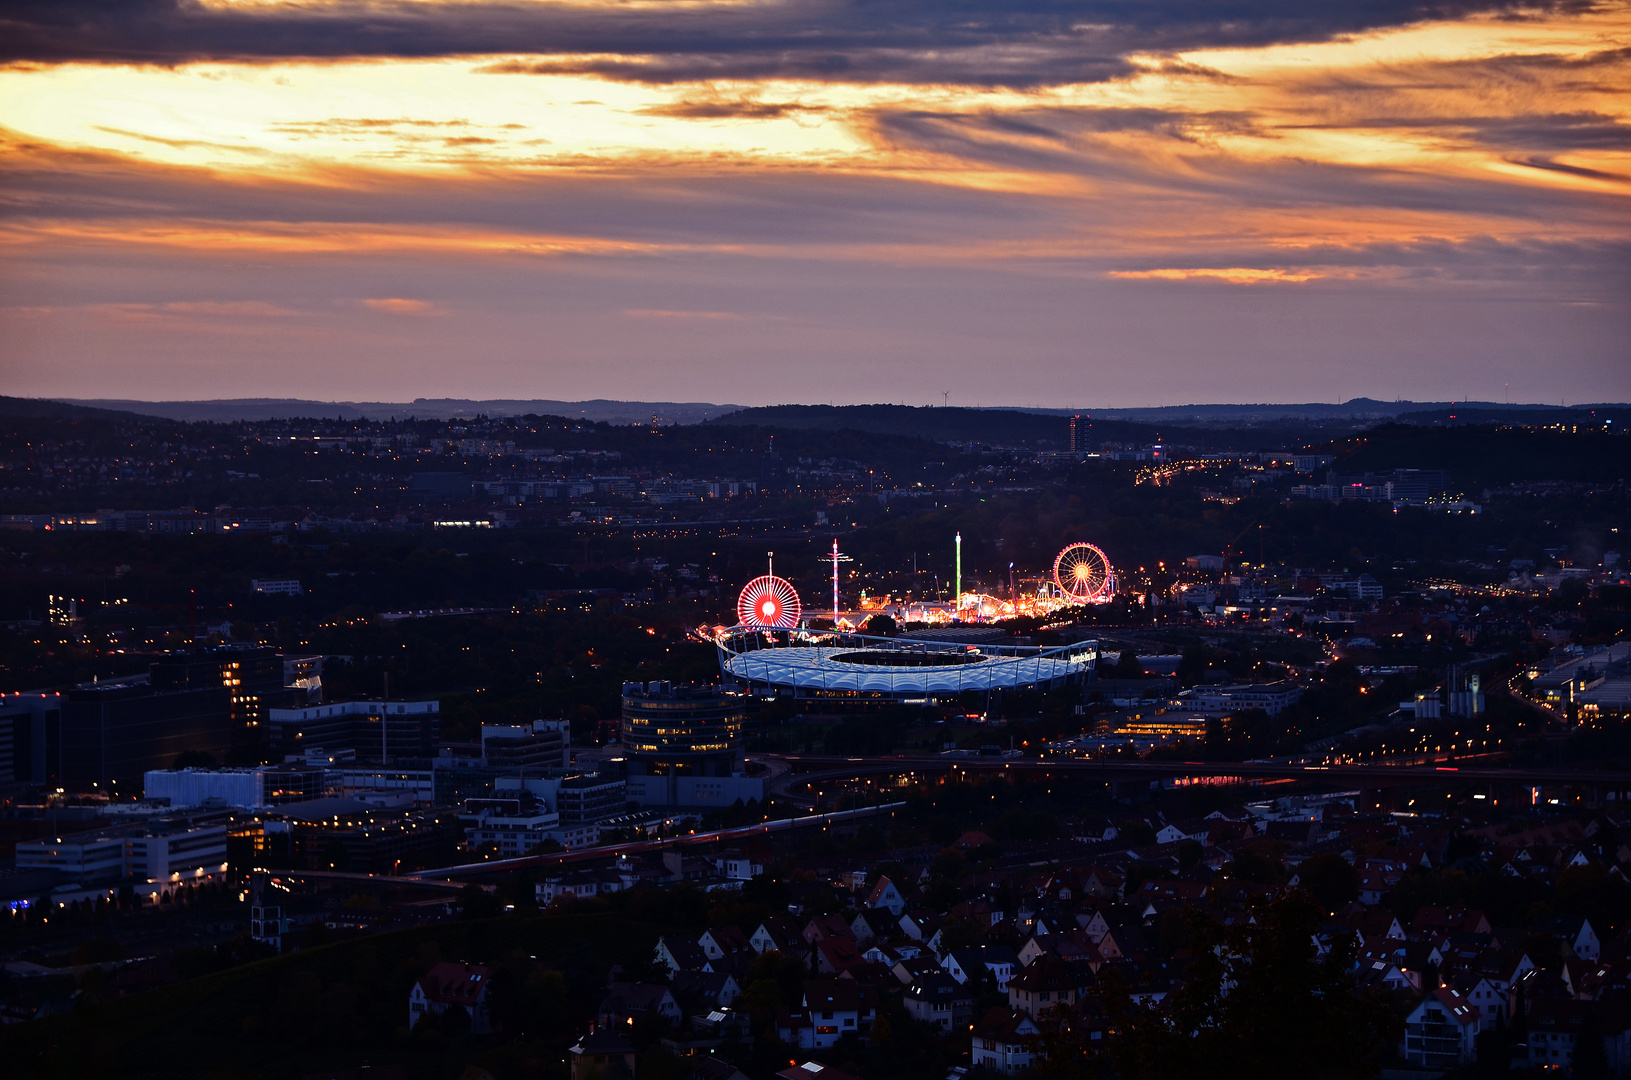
737, 575, 802, 628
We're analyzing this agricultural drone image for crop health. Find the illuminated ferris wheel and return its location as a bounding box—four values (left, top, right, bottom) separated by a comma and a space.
737, 575, 802, 628
1053, 542, 1116, 604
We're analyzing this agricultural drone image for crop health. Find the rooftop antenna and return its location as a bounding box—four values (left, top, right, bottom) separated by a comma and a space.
828, 539, 853, 625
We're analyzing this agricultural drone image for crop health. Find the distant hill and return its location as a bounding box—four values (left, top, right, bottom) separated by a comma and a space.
0, 396, 159, 422
975, 398, 1627, 426
53, 397, 745, 425
708, 403, 1361, 450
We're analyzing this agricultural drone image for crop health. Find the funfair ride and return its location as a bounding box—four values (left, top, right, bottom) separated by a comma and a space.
948, 542, 1117, 620
1052, 541, 1117, 605
736, 574, 802, 628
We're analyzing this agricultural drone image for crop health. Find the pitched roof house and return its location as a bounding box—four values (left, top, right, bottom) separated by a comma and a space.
408, 962, 496, 1034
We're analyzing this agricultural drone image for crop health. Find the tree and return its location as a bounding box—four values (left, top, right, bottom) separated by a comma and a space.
864, 613, 898, 636
1112, 893, 1397, 1080
1178, 643, 1210, 687
512, 870, 538, 914
1115, 649, 1144, 678
457, 883, 502, 919
1573, 1009, 1609, 1080
1299, 853, 1360, 912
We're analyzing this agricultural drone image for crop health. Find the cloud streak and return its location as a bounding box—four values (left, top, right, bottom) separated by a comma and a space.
0, 0, 1567, 86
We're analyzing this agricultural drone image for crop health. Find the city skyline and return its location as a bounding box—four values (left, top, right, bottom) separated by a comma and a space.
3, 1, 1629, 405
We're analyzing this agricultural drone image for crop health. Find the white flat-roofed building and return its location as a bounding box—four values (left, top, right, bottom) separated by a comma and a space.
144, 765, 326, 810
1172, 681, 1303, 717
466, 809, 561, 858
126, 823, 228, 881
145, 767, 260, 808
14, 833, 127, 885
16, 819, 228, 888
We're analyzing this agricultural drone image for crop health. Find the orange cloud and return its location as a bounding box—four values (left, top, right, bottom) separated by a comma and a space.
86, 300, 301, 317
1108, 267, 1320, 284
360, 297, 446, 314
623, 308, 743, 320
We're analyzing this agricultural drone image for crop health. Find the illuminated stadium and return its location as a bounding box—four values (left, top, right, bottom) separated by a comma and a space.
715, 626, 1098, 702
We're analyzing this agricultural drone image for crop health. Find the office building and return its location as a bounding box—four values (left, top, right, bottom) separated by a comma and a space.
557, 773, 628, 825
61, 678, 231, 793
619, 682, 763, 807
268, 699, 439, 761
0, 691, 59, 786
15, 818, 228, 888
481, 720, 568, 771
150, 644, 308, 746
1171, 681, 1304, 717
144, 764, 326, 810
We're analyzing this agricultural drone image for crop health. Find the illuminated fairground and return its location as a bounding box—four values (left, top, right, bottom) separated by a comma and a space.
862, 540, 1118, 628
709, 540, 1118, 636
704, 541, 1110, 700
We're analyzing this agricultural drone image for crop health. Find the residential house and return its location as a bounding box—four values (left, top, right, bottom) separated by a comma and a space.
865, 876, 907, 916
775, 1062, 860, 1080
570, 1028, 636, 1080
903, 972, 974, 1031
971, 1007, 1041, 1074
752, 916, 809, 958
657, 934, 710, 974
849, 910, 887, 946
1531, 914, 1600, 961
944, 946, 1020, 991
803, 914, 855, 945
599, 982, 683, 1028
1411, 907, 1493, 938
1400, 988, 1486, 1069
700, 926, 753, 962
815, 936, 868, 975
802, 978, 877, 1047
408, 962, 496, 1034
1008, 958, 1084, 1020
670, 970, 741, 1012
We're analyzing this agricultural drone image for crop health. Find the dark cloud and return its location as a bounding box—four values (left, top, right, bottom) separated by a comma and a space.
1511, 155, 1628, 181
0, 0, 1587, 86
634, 99, 827, 121
1467, 114, 1631, 153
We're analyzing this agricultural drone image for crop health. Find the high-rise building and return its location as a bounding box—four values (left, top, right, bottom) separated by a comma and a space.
150, 644, 306, 748
0, 692, 59, 786
619, 682, 762, 807
60, 678, 231, 793
480, 720, 568, 771
268, 699, 439, 762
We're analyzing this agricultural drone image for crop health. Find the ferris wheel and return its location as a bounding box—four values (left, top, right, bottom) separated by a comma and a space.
1053, 542, 1116, 603
737, 575, 802, 628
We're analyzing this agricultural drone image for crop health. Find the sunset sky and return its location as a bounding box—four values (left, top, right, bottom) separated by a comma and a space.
2, 1, 1628, 407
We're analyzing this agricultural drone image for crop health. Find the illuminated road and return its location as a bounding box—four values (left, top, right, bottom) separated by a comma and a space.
761, 753, 1631, 805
